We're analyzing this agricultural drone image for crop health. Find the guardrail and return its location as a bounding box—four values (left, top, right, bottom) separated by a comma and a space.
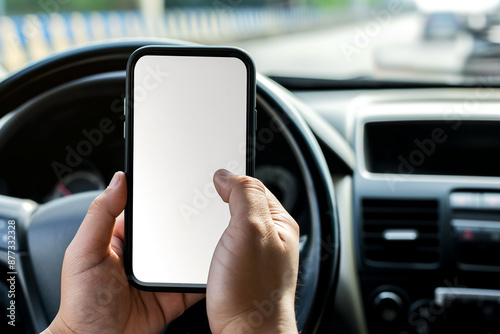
0, 7, 335, 74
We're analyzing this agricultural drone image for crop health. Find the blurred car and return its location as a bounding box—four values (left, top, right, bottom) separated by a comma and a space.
422, 12, 461, 40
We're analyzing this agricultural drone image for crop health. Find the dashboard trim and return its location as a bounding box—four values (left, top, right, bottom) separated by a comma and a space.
354, 95, 500, 183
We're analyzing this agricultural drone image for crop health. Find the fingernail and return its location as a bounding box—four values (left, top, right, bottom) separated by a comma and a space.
215, 169, 234, 178
108, 172, 121, 188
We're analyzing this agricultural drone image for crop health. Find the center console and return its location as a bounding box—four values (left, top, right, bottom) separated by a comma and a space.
352, 97, 500, 333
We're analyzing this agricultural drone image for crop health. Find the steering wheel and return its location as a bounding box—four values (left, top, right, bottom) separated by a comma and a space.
0, 40, 339, 333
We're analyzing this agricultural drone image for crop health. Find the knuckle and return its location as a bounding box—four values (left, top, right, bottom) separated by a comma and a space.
291, 219, 300, 236
63, 243, 73, 261
281, 215, 301, 238
285, 214, 299, 232
88, 193, 106, 216
87, 191, 117, 222
270, 209, 300, 236
246, 217, 272, 238
235, 176, 266, 194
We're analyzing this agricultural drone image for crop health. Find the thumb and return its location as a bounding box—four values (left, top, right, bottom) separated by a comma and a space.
68, 171, 127, 265
213, 168, 273, 232
212, 169, 236, 203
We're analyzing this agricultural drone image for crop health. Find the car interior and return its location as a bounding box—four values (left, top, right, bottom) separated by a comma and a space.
1, 0, 500, 333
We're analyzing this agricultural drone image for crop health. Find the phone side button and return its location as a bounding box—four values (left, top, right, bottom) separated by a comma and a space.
123, 122, 126, 139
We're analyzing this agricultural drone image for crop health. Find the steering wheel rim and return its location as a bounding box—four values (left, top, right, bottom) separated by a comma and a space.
0, 40, 339, 333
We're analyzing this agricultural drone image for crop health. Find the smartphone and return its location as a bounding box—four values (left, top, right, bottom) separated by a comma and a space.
124, 46, 256, 292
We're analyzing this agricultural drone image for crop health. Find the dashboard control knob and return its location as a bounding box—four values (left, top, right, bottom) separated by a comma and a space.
407, 299, 438, 334
373, 291, 404, 323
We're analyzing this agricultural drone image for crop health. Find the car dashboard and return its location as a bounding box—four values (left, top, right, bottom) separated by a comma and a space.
2, 56, 500, 333
295, 86, 500, 334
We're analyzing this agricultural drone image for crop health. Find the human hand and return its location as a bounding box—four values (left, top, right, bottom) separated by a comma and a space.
43, 169, 300, 334
43, 172, 204, 334
207, 169, 300, 334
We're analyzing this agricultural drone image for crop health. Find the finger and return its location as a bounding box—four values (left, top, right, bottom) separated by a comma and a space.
265, 187, 300, 240
213, 169, 273, 235
113, 211, 125, 242
111, 212, 125, 258
212, 169, 237, 203
183, 293, 205, 308
154, 293, 206, 324
214, 169, 299, 249
69, 172, 127, 263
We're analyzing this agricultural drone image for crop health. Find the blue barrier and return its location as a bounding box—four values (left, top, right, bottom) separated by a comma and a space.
0, 7, 333, 72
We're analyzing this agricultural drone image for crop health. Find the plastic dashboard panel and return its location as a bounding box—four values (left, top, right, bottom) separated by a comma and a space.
350, 89, 500, 333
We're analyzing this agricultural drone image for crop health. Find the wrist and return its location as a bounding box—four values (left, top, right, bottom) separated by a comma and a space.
41, 315, 74, 334
219, 304, 298, 334
220, 316, 297, 334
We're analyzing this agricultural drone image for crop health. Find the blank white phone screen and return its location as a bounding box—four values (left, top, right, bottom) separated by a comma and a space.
132, 55, 248, 285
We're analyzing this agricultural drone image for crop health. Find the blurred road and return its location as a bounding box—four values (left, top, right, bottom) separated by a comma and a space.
0, 9, 476, 81
0, 7, 330, 75
232, 13, 474, 81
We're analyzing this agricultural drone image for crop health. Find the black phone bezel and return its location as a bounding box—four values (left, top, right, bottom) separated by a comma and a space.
124, 45, 256, 292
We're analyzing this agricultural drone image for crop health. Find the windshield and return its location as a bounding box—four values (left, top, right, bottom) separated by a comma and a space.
0, 0, 499, 83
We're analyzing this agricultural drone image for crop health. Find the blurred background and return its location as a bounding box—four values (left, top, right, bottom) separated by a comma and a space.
0, 0, 499, 82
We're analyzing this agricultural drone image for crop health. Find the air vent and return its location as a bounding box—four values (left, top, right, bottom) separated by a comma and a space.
362, 199, 439, 266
